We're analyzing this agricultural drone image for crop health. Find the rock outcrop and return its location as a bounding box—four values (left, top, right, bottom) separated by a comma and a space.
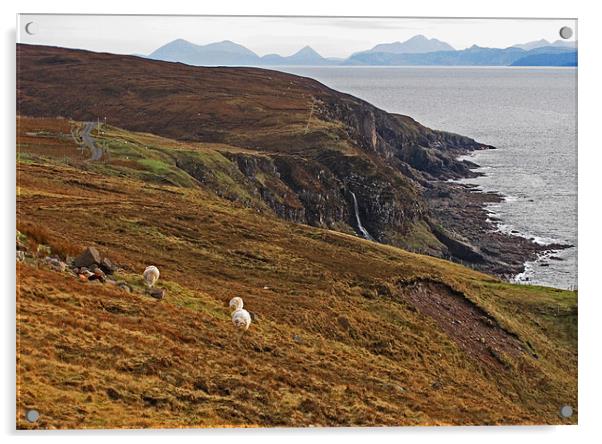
73, 247, 102, 268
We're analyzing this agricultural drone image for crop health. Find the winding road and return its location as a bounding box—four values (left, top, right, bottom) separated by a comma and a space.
76, 122, 104, 161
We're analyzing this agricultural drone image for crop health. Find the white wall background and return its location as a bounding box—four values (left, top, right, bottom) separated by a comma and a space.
2, 0, 598, 443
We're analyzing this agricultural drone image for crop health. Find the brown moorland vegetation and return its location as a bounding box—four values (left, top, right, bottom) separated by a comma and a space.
20, 44, 545, 278
17, 117, 576, 428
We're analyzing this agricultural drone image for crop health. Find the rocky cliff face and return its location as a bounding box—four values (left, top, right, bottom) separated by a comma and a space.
18, 44, 506, 272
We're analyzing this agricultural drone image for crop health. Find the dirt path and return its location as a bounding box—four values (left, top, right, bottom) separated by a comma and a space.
400, 279, 525, 369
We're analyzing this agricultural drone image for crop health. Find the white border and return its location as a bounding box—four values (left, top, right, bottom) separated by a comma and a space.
3, 0, 599, 442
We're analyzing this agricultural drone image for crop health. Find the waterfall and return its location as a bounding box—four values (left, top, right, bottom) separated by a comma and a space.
350, 191, 374, 241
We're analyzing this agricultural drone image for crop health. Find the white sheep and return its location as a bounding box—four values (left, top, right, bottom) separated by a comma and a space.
143, 265, 160, 288
229, 297, 252, 345
229, 296, 244, 311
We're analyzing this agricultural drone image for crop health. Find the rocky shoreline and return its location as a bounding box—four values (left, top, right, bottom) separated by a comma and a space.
427, 179, 571, 280
17, 44, 571, 284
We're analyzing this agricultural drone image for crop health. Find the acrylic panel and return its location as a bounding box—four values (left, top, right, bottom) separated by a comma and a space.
16, 14, 577, 429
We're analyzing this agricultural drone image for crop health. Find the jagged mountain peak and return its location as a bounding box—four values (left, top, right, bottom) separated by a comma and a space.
291, 45, 322, 58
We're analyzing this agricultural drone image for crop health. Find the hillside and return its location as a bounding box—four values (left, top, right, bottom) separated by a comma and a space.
16, 116, 577, 428
17, 43, 550, 278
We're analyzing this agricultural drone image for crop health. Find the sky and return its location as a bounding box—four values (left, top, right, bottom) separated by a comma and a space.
17, 15, 577, 58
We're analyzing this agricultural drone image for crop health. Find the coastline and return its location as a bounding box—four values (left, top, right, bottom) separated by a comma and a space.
438, 153, 575, 288
17, 44, 576, 289
428, 180, 571, 281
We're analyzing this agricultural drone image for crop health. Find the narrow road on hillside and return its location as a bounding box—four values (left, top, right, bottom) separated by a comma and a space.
79, 122, 104, 161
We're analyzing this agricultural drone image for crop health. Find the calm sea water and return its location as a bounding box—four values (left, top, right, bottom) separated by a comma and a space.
277, 66, 577, 290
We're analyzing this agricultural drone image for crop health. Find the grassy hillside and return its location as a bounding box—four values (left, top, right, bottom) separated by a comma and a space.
16, 117, 577, 428
18, 44, 518, 275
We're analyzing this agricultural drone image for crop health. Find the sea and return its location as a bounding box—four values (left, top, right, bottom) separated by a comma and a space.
276, 66, 577, 290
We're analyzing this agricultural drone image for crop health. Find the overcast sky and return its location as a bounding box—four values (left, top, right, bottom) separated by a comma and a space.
18, 15, 577, 58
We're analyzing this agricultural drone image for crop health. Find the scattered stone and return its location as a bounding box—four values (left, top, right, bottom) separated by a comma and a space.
293, 334, 304, 344
16, 251, 25, 262
73, 247, 101, 268
550, 256, 564, 261
100, 257, 116, 275
106, 387, 122, 400
148, 288, 166, 300
48, 257, 66, 272
193, 379, 211, 394
337, 315, 353, 331
482, 317, 495, 328
78, 274, 88, 282
540, 263, 550, 267
117, 281, 132, 293
105, 279, 117, 286
89, 264, 99, 272
89, 268, 106, 282
263, 286, 269, 290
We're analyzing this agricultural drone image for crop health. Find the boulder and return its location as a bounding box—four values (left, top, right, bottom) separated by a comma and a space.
100, 257, 116, 275
73, 247, 101, 268
49, 258, 66, 272
149, 288, 166, 300
117, 281, 132, 293
93, 268, 106, 282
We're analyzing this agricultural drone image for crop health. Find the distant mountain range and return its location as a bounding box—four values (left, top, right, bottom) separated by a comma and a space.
345, 44, 577, 67
511, 38, 577, 51
146, 35, 577, 67
148, 39, 340, 66
353, 35, 455, 55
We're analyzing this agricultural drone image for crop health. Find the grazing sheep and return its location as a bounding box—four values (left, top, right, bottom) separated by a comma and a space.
143, 265, 160, 288
229, 296, 244, 311
229, 297, 252, 345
